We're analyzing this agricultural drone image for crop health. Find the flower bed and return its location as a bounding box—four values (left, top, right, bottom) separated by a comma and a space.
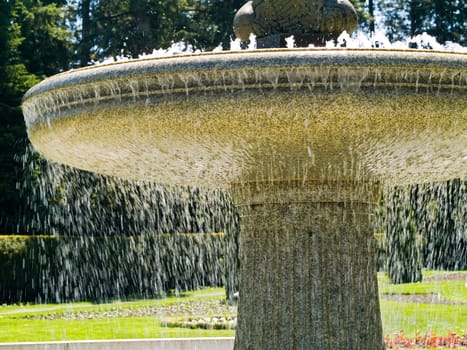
385, 331, 467, 348
165, 316, 237, 330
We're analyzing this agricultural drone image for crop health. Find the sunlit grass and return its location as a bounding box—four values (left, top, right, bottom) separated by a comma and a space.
379, 270, 467, 348
381, 301, 467, 337
379, 274, 467, 304
0, 317, 235, 342
1, 271, 466, 347
0, 288, 235, 342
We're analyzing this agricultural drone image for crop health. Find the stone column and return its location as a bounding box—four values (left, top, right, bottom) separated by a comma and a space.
232, 180, 385, 350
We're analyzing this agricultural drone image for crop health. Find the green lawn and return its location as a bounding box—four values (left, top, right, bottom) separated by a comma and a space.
381, 301, 466, 336
379, 271, 467, 337
1, 271, 466, 348
0, 288, 236, 342
0, 317, 235, 342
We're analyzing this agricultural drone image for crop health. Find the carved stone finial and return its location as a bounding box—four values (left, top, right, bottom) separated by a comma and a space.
233, 0, 358, 47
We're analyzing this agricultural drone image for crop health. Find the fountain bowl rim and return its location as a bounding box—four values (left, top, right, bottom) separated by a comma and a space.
23, 47, 467, 102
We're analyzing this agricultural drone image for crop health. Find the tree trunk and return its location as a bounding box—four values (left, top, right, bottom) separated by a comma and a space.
79, 0, 91, 67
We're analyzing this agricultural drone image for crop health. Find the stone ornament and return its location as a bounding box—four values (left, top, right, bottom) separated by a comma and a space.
233, 0, 358, 47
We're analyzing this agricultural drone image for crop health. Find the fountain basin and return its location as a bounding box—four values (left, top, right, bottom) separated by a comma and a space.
22, 49, 467, 188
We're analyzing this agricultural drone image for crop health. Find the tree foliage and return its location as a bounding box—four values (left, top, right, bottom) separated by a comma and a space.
0, 0, 73, 233
186, 0, 244, 50
379, 0, 466, 45
72, 0, 245, 64
87, 0, 188, 60
6, 0, 72, 77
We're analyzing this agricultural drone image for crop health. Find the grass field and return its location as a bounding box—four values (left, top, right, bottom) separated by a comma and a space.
1, 271, 466, 348
379, 270, 467, 348
0, 288, 236, 342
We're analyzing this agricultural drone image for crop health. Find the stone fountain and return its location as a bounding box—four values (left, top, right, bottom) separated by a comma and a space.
22, 1, 466, 349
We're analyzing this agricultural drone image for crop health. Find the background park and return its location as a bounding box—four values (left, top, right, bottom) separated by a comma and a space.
0, 0, 466, 348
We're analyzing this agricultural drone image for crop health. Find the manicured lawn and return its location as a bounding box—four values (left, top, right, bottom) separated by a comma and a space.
1, 271, 466, 348
381, 301, 466, 336
379, 270, 467, 348
0, 288, 236, 342
379, 270, 467, 337
0, 317, 235, 342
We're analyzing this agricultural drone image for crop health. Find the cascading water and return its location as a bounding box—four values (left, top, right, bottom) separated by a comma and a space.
6, 145, 239, 304
379, 180, 467, 284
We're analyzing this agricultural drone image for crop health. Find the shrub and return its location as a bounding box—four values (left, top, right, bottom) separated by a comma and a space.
0, 233, 225, 303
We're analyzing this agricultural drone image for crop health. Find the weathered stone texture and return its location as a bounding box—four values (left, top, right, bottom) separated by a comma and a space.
232, 181, 385, 350
233, 0, 358, 45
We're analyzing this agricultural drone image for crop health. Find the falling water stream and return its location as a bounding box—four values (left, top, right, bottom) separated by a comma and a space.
7, 147, 239, 303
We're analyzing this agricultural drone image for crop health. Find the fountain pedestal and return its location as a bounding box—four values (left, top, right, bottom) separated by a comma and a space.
232, 180, 384, 350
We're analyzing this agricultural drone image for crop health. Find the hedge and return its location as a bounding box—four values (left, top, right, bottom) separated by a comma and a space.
0, 233, 225, 303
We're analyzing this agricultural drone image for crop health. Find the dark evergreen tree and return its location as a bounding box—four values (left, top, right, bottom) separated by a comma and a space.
12, 0, 72, 76
0, 0, 37, 233
186, 0, 244, 50
0, 0, 71, 233
77, 0, 92, 66
379, 0, 466, 45
85, 0, 191, 60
